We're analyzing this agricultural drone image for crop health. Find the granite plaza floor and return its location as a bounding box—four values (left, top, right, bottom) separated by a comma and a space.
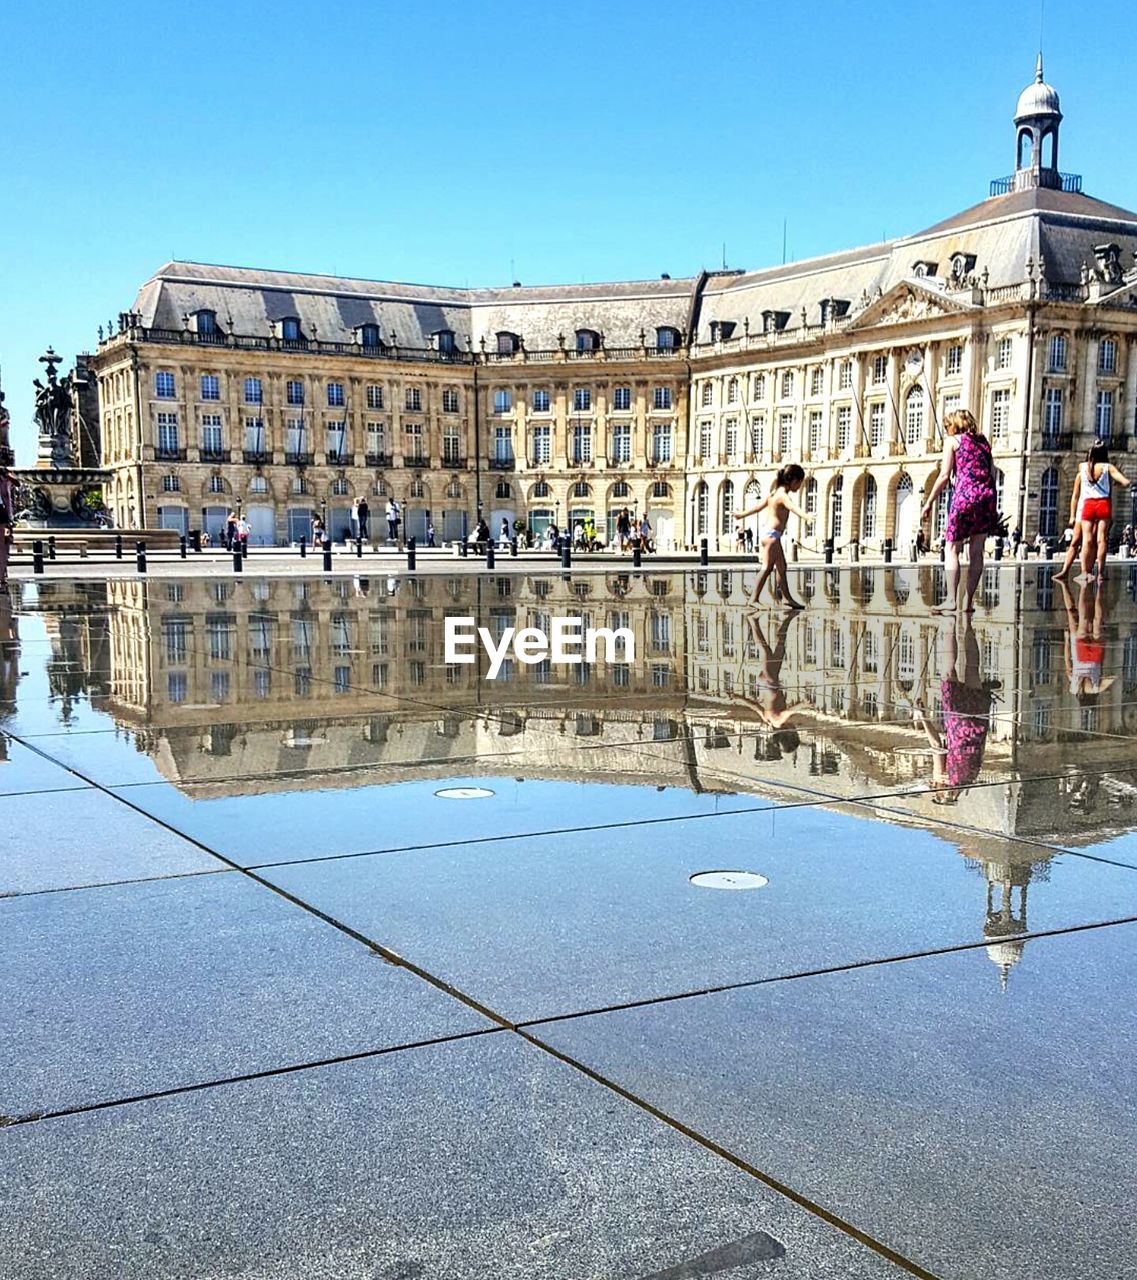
2, 562, 1136, 1279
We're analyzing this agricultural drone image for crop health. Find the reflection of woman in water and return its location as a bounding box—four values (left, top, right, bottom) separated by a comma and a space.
913, 618, 994, 803
1059, 577, 1112, 701
739, 611, 806, 752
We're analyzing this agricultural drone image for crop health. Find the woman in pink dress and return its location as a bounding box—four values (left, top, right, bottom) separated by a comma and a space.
0, 465, 14, 592
920, 409, 1000, 613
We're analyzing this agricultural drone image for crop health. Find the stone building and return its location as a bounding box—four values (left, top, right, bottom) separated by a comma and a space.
88, 61, 1137, 549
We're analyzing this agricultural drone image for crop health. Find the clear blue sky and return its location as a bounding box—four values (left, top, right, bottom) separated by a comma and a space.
3, 0, 1134, 458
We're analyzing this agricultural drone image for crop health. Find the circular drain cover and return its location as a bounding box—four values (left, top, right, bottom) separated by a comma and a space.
690, 870, 769, 891
435, 786, 495, 800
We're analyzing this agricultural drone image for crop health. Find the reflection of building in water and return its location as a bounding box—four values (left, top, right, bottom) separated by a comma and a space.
28, 566, 1137, 980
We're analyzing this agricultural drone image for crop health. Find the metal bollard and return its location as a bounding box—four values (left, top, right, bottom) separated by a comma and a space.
561, 540, 571, 569
299, 536, 307, 558
700, 537, 708, 566
459, 537, 468, 558
883, 538, 893, 565
115, 533, 123, 560
136, 541, 147, 574
633, 544, 642, 568
190, 529, 201, 553
233, 548, 243, 573
32, 540, 44, 574
47, 536, 56, 561
824, 538, 834, 566
994, 537, 1004, 562
510, 537, 518, 558
486, 543, 495, 569
939, 543, 946, 563
407, 537, 416, 571
356, 537, 363, 559
323, 543, 332, 573
179, 535, 187, 560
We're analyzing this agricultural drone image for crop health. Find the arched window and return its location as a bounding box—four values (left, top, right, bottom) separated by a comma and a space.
905, 387, 925, 445
533, 480, 550, 498
695, 481, 709, 536
655, 326, 680, 349
1018, 129, 1033, 169
1040, 466, 1060, 537
612, 480, 630, 497
719, 480, 735, 535
652, 480, 671, 499
361, 323, 381, 349
829, 474, 844, 540
803, 477, 818, 538
249, 475, 267, 494
496, 332, 520, 355
575, 329, 600, 352
573, 480, 591, 498
860, 476, 878, 540
495, 480, 512, 499
1040, 130, 1055, 169
744, 480, 762, 508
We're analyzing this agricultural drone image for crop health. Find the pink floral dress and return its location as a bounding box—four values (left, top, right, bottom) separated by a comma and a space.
945, 432, 1000, 542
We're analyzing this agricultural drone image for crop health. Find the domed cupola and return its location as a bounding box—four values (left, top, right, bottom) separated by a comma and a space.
1013, 54, 1063, 190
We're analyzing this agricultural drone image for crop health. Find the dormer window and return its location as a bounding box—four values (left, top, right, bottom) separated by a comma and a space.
911, 261, 938, 278
281, 317, 302, 342
195, 310, 218, 336
575, 329, 600, 352
819, 298, 850, 324
709, 321, 736, 342
496, 331, 520, 355
360, 323, 382, 349
1094, 243, 1122, 284
655, 326, 680, 349
948, 253, 977, 283
435, 329, 456, 354
762, 310, 790, 334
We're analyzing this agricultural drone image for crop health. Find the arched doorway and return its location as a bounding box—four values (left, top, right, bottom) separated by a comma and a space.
893, 473, 918, 552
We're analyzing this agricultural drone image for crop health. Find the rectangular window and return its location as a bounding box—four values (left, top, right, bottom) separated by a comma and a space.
533, 424, 551, 464
810, 367, 824, 396
701, 382, 713, 407
164, 619, 188, 663
243, 416, 265, 452
653, 386, 672, 410
572, 424, 592, 462
155, 371, 176, 399
326, 422, 347, 459
405, 423, 424, 459
244, 377, 263, 404
749, 415, 765, 457
946, 344, 963, 375
652, 423, 672, 462
1099, 339, 1118, 375
442, 431, 461, 462
809, 410, 822, 454
442, 388, 459, 413
405, 386, 422, 411
837, 405, 851, 452
839, 360, 853, 390
366, 421, 385, 456
869, 402, 884, 447
871, 355, 887, 385
168, 672, 187, 704
996, 336, 1013, 370
1044, 387, 1063, 435
990, 388, 1010, 441
200, 374, 220, 401
284, 380, 303, 406
493, 425, 513, 463
493, 389, 512, 414
778, 412, 793, 456
612, 423, 631, 462
201, 415, 223, 453
532, 389, 550, 413
1096, 389, 1115, 439
157, 412, 179, 453
573, 387, 592, 412
613, 387, 631, 411
1048, 334, 1067, 372
366, 384, 383, 409
724, 418, 738, 457
327, 382, 344, 407
698, 422, 712, 459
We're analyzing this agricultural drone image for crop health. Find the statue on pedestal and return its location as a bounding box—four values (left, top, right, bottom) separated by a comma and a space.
32, 347, 78, 470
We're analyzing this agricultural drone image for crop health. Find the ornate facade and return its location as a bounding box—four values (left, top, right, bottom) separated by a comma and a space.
88, 63, 1137, 551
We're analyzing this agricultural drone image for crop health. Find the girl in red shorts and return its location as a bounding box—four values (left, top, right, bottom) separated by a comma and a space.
1077, 442, 1130, 581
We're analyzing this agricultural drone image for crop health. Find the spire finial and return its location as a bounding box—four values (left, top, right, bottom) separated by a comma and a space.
1036, 51, 1044, 82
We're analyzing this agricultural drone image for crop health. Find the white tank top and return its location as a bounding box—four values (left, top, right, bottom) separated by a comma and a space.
1083, 463, 1111, 499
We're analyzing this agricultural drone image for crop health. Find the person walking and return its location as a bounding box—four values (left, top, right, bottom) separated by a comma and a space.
357, 496, 370, 542
920, 409, 1000, 614
0, 465, 14, 592
385, 497, 400, 544
1073, 441, 1129, 581
427, 517, 436, 548
734, 463, 807, 608
638, 513, 652, 553
236, 513, 250, 554
311, 514, 326, 548
913, 617, 993, 804
224, 510, 238, 552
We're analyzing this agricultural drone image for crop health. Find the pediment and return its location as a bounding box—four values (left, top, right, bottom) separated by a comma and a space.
846, 280, 978, 330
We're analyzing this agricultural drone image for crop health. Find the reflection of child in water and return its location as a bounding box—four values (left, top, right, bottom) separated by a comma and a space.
913, 618, 994, 804
1059, 578, 1113, 701
739, 611, 807, 753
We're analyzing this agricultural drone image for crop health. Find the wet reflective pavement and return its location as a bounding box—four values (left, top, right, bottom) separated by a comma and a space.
2, 565, 1137, 1279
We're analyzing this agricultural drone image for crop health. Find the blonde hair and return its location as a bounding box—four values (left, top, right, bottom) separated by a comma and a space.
943, 408, 978, 436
